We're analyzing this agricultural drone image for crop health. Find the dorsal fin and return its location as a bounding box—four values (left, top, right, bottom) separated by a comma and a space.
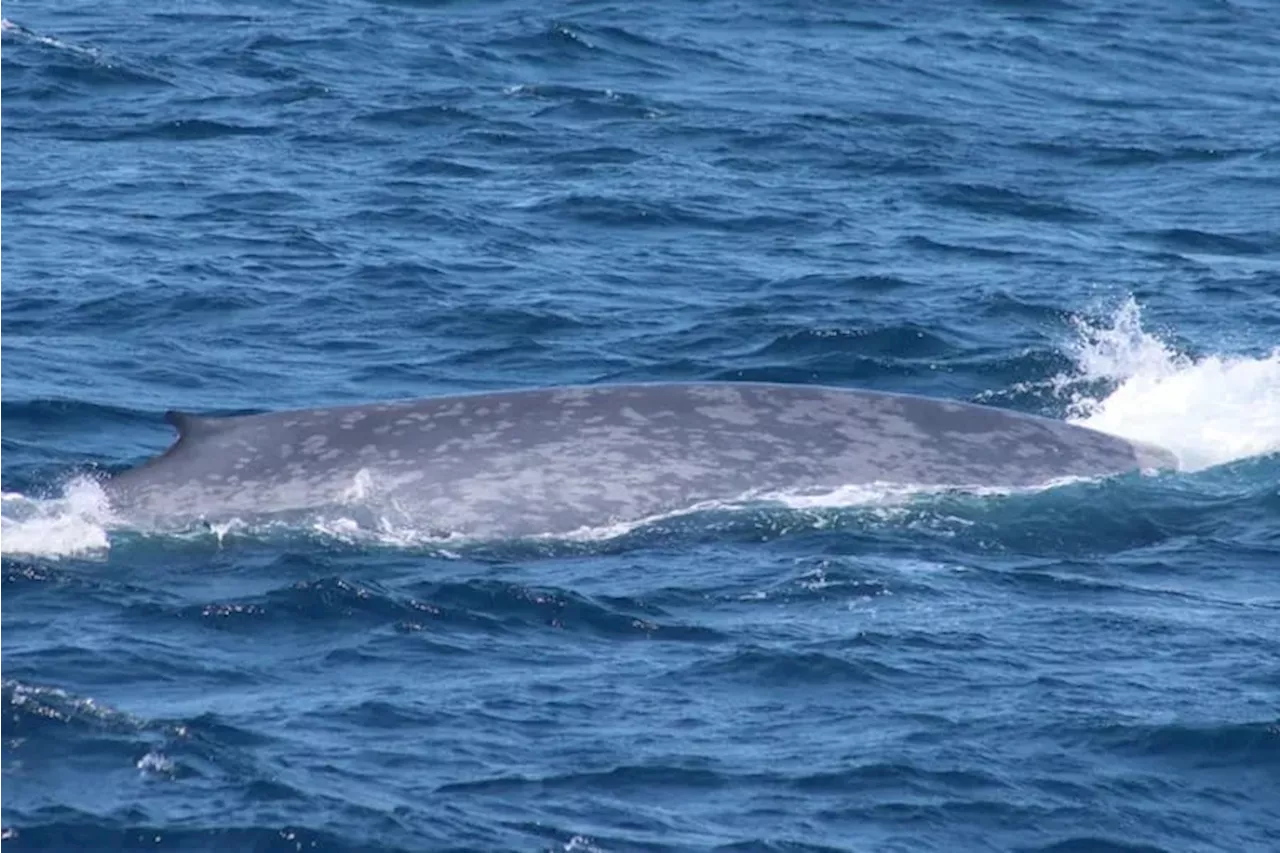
165, 410, 229, 440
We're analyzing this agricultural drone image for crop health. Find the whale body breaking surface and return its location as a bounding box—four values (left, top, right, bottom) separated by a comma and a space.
104, 382, 1177, 538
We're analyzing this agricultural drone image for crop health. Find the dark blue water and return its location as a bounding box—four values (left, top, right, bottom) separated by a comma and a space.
3, 2, 1279, 851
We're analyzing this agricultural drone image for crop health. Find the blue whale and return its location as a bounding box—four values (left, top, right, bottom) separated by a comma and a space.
104, 382, 1176, 537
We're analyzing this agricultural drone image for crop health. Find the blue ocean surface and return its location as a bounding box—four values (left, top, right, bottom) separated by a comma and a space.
3, 1, 1279, 851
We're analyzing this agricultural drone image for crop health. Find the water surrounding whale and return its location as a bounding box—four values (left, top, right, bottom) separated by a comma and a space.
103, 382, 1178, 537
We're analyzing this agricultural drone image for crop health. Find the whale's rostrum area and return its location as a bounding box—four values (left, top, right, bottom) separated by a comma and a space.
104, 382, 1177, 538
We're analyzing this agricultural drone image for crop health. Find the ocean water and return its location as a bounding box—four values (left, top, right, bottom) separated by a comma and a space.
2, 1, 1279, 850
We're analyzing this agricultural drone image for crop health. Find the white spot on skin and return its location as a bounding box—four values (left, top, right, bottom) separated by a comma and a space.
696, 405, 757, 426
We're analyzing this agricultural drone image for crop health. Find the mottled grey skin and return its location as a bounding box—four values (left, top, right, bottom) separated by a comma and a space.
105, 382, 1177, 537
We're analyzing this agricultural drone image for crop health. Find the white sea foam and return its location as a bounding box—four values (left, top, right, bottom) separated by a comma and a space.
1061, 296, 1280, 472
0, 477, 115, 559
2, 18, 102, 58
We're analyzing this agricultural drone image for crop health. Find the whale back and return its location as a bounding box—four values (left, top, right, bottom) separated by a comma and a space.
105, 383, 1177, 537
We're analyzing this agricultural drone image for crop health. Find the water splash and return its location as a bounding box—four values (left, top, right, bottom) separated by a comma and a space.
0, 477, 115, 560
1061, 297, 1280, 472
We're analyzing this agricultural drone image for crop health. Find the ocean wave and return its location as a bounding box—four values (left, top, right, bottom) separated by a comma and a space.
679, 644, 906, 687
